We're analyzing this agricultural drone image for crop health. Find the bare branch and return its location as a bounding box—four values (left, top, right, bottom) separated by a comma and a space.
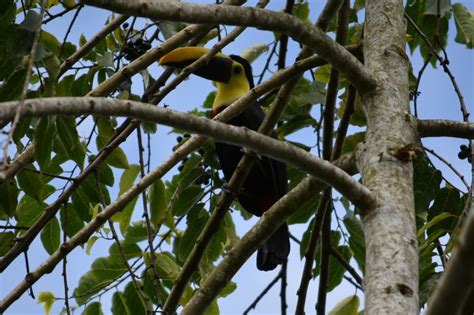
418, 119, 474, 139
0, 97, 375, 210
80, 0, 376, 91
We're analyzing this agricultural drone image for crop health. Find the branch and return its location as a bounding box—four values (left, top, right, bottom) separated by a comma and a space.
418, 119, 474, 139
181, 176, 324, 314
80, 0, 376, 91
243, 272, 282, 315
0, 98, 375, 210
427, 203, 474, 315
0, 145, 34, 186
330, 247, 363, 286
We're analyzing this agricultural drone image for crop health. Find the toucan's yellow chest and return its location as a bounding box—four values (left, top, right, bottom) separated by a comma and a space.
212, 72, 250, 110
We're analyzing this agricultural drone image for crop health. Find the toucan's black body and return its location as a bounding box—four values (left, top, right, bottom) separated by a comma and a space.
213, 102, 290, 271
160, 47, 290, 271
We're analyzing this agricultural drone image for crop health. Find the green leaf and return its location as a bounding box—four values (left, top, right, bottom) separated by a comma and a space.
157, 21, 186, 39
122, 282, 149, 313
343, 214, 365, 272
112, 165, 140, 233
72, 74, 91, 96
202, 91, 216, 109
287, 196, 318, 225
86, 236, 98, 255
427, 185, 462, 236
112, 291, 131, 315
119, 164, 140, 194
218, 281, 237, 298
294, 1, 310, 21
0, 180, 19, 217
0, 69, 27, 101
413, 156, 442, 229
82, 302, 104, 315
16, 195, 46, 227
55, 116, 86, 169
178, 206, 207, 262
97, 163, 115, 187
74, 257, 127, 305
149, 179, 168, 227
17, 167, 44, 202
72, 176, 106, 222
151, 252, 180, 281
40, 30, 61, 56
0, 232, 15, 256
276, 115, 318, 138
289, 78, 326, 108
56, 75, 74, 96
453, 3, 474, 48
204, 299, 220, 315
97, 51, 114, 68
34, 116, 57, 170
37, 291, 55, 315
417, 212, 456, 238
0, 0, 15, 30
342, 132, 365, 155
109, 242, 141, 262
239, 44, 268, 64
21, 10, 41, 32
425, 0, 451, 16
172, 186, 205, 217
40, 217, 60, 255
328, 295, 360, 315
124, 221, 148, 244
60, 203, 85, 238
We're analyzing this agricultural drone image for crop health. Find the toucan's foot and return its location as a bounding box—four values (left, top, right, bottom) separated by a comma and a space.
240, 147, 261, 159
222, 183, 239, 198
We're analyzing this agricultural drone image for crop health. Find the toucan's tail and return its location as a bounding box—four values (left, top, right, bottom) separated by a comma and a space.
257, 223, 290, 271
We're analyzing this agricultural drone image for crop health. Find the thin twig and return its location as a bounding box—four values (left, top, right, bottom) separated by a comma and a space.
243, 272, 283, 315
280, 261, 288, 315
23, 251, 35, 299
316, 202, 332, 315
329, 247, 363, 286
136, 128, 162, 302
423, 146, 469, 190
62, 204, 71, 315
58, 5, 83, 59
405, 12, 470, 122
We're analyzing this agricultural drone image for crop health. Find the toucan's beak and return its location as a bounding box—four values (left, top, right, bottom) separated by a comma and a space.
159, 47, 233, 83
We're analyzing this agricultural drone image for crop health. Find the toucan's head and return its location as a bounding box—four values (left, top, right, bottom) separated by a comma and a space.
160, 47, 254, 112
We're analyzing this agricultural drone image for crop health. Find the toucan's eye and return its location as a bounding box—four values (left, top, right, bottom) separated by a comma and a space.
233, 66, 242, 74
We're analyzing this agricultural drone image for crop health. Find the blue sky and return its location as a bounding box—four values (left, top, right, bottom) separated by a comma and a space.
1, 0, 472, 314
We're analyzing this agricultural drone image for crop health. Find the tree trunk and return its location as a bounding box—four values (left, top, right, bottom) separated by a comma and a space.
358, 0, 419, 313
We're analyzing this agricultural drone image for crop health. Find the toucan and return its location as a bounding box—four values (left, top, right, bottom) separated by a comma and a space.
160, 47, 290, 271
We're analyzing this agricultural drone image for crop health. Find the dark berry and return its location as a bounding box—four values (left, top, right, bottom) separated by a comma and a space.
177, 136, 183, 143
178, 165, 184, 172
123, 23, 129, 28
460, 144, 468, 150
183, 133, 191, 138
458, 151, 468, 159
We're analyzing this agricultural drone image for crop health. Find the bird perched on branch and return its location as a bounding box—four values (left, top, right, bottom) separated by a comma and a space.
160, 47, 290, 271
